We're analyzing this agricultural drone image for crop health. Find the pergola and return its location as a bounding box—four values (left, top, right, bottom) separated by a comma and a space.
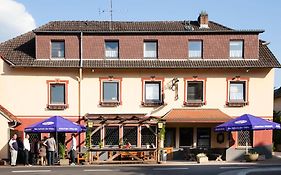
84, 114, 164, 148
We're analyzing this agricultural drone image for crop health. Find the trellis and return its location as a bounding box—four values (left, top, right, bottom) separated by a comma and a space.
85, 114, 163, 148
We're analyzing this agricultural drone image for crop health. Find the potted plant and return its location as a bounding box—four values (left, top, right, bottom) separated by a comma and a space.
145, 143, 150, 149
196, 153, 208, 163
159, 125, 165, 148
244, 151, 259, 162
58, 143, 69, 165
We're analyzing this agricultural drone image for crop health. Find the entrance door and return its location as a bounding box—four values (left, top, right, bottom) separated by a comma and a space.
197, 128, 211, 148
179, 128, 193, 147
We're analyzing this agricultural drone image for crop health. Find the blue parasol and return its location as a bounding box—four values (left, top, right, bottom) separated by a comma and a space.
24, 116, 86, 133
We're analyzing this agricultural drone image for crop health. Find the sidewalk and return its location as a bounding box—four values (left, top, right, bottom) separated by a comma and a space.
161, 152, 281, 166
1, 152, 281, 167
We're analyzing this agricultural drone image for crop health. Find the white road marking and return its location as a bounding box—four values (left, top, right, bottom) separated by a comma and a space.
12, 170, 51, 173
83, 169, 118, 172
153, 167, 189, 171
219, 166, 249, 169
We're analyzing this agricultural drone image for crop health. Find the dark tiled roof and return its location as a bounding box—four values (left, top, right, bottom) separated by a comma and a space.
0, 30, 280, 69
275, 87, 281, 98
34, 20, 234, 33
0, 105, 20, 122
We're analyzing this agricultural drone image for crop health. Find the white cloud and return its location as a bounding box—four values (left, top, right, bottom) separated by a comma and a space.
0, 0, 36, 42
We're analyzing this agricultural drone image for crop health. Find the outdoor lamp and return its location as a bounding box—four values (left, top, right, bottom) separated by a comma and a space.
158, 122, 163, 129
87, 121, 93, 128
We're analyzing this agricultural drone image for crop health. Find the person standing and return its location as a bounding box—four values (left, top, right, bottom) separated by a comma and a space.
9, 134, 18, 166
23, 134, 31, 166
38, 142, 47, 166
70, 134, 76, 165
43, 134, 56, 166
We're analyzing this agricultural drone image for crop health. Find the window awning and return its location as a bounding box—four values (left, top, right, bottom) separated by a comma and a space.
163, 109, 232, 123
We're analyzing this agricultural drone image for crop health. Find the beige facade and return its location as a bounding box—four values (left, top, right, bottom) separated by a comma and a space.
0, 114, 10, 159
0, 59, 274, 118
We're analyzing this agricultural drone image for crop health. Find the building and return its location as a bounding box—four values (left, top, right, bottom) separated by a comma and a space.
0, 12, 280, 161
274, 87, 281, 113
0, 105, 20, 160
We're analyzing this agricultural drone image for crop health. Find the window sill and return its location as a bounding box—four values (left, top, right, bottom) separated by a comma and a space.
188, 57, 203, 60
226, 101, 248, 107
50, 57, 65, 60
47, 104, 68, 110
141, 101, 164, 107
183, 101, 205, 107
100, 101, 120, 107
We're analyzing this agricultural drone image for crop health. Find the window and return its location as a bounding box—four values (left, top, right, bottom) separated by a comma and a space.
51, 41, 65, 58
105, 41, 119, 58
103, 81, 119, 102
144, 81, 161, 103
230, 41, 243, 58
47, 80, 68, 110
229, 81, 246, 102
187, 81, 203, 102
144, 41, 157, 58
91, 127, 101, 146
165, 128, 176, 147
123, 126, 137, 146
197, 128, 211, 148
105, 126, 119, 146
188, 41, 202, 58
50, 84, 65, 105
141, 126, 156, 146
179, 128, 193, 147
238, 131, 253, 147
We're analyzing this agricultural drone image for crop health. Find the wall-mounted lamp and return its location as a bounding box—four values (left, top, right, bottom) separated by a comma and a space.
87, 120, 93, 128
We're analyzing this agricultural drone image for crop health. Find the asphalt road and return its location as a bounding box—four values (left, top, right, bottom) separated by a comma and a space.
2, 164, 281, 175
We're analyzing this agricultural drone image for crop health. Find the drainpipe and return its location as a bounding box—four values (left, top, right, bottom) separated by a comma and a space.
78, 32, 83, 152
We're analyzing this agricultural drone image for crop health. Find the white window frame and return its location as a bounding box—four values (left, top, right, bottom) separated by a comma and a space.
144, 41, 158, 58
105, 41, 119, 58
51, 41, 65, 59
229, 40, 244, 58
188, 40, 202, 58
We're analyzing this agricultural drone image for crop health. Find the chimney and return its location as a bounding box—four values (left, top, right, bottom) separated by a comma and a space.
198, 11, 209, 29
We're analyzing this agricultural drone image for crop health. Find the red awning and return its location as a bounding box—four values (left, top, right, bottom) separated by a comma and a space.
163, 109, 232, 123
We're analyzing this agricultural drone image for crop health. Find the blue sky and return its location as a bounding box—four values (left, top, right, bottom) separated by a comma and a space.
3, 0, 281, 87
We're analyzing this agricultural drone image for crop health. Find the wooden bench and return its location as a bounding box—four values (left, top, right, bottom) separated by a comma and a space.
120, 151, 143, 159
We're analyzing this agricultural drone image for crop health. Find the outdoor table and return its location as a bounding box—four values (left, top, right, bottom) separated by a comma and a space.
88, 147, 157, 162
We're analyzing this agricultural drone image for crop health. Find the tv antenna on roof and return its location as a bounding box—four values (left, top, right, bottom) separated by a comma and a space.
99, 0, 114, 30
99, 0, 128, 30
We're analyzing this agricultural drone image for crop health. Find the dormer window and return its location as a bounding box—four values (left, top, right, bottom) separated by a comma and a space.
105, 41, 119, 58
230, 41, 244, 58
188, 41, 202, 58
144, 41, 157, 58
51, 41, 65, 58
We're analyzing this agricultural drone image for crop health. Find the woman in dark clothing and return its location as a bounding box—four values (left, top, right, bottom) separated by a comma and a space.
16, 137, 24, 164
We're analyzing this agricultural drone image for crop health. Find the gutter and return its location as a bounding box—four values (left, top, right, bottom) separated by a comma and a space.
1, 56, 15, 67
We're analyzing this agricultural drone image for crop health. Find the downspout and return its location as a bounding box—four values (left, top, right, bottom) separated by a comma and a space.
78, 32, 83, 152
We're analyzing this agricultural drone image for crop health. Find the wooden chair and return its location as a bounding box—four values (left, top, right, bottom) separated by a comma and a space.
77, 152, 86, 164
